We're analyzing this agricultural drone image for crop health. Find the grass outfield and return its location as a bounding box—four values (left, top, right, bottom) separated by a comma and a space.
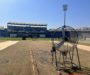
0, 37, 90, 46
0, 37, 22, 41
0, 37, 51, 41
0, 37, 61, 41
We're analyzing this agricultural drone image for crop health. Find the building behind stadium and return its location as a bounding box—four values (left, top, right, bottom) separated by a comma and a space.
7, 22, 47, 38
7, 22, 61, 38
0, 22, 90, 39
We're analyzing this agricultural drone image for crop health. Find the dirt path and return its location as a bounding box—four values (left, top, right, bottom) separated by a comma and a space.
28, 41, 56, 75
0, 41, 33, 75
0, 41, 19, 51
0, 40, 56, 75
65, 43, 90, 51
54, 41, 90, 51
77, 44, 90, 51
0, 40, 89, 75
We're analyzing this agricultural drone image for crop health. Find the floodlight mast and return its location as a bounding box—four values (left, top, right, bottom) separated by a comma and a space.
62, 4, 68, 41
63, 4, 68, 27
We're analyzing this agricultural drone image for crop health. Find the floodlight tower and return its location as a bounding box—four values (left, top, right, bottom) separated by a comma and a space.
62, 4, 68, 41
63, 4, 68, 27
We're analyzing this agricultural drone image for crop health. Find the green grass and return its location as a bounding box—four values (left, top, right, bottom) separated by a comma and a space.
0, 37, 62, 41
0, 37, 52, 41
1, 37, 89, 46
27, 38, 51, 40
0, 37, 22, 41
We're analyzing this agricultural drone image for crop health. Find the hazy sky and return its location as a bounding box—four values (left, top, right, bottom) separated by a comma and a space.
0, 0, 90, 29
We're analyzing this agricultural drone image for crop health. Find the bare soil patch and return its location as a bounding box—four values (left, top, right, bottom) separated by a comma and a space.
0, 40, 90, 75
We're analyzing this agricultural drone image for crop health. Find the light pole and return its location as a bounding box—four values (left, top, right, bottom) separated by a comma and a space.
63, 4, 68, 27
62, 4, 68, 41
